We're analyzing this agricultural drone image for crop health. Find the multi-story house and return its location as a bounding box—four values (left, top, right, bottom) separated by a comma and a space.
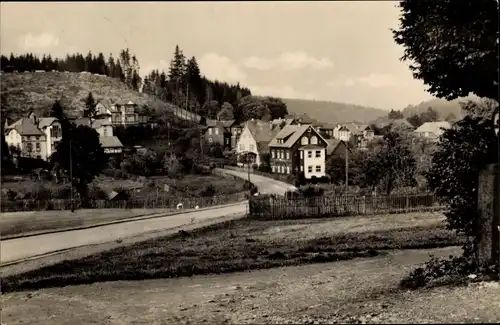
74, 117, 124, 155
93, 100, 150, 127
333, 125, 351, 141
318, 123, 336, 138
204, 119, 241, 150
268, 124, 328, 179
236, 119, 278, 166
5, 112, 63, 160
414, 121, 451, 141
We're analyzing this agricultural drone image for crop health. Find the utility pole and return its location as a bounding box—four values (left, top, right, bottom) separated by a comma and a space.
345, 144, 349, 192
70, 139, 74, 212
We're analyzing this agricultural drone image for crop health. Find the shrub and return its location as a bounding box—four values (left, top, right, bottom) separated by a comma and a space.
199, 184, 216, 197
299, 185, 324, 198
400, 254, 499, 290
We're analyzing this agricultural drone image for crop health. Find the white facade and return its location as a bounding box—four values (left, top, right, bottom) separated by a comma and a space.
94, 124, 113, 137
333, 125, 351, 141
300, 148, 326, 179
236, 124, 260, 166
41, 121, 62, 158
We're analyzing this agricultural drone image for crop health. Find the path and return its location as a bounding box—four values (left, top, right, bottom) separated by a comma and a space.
217, 168, 296, 195
5, 247, 498, 325
1, 202, 247, 265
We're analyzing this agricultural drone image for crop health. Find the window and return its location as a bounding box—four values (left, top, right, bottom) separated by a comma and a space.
300, 165, 304, 172
285, 151, 290, 159
250, 144, 255, 151
300, 151, 303, 159
272, 165, 276, 173
311, 136, 318, 144
209, 128, 213, 135
215, 128, 219, 135
239, 144, 245, 151
271, 150, 275, 158
278, 150, 282, 159
36, 136, 40, 140
225, 138, 230, 145
301, 137, 309, 145
308, 165, 313, 173
286, 166, 290, 174
315, 150, 321, 158
208, 138, 213, 143
104, 128, 108, 136
316, 165, 321, 172
308, 151, 312, 158
36, 143, 41, 152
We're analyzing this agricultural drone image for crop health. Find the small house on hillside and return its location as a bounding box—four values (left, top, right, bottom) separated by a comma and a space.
236, 119, 278, 166
203, 119, 241, 150
99, 136, 124, 155
414, 121, 451, 141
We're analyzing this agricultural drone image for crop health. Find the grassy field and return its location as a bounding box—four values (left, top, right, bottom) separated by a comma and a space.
1, 71, 199, 122
1, 212, 465, 293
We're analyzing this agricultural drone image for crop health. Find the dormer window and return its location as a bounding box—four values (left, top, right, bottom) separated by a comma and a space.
311, 136, 318, 145
301, 136, 309, 145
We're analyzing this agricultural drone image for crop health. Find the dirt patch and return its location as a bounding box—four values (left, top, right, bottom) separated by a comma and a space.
4, 247, 496, 325
1, 212, 464, 293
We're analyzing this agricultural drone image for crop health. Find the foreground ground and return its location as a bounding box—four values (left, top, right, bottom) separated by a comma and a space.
2, 211, 464, 292
3, 247, 499, 325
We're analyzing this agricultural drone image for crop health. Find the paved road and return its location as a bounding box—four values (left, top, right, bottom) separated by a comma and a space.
216, 168, 296, 195
1, 203, 247, 264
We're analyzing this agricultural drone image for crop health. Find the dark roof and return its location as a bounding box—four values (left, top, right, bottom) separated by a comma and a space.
74, 117, 91, 127
6, 118, 45, 136
325, 139, 344, 155
37, 117, 58, 129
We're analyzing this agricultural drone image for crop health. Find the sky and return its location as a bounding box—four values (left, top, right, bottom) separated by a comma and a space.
0, 1, 435, 110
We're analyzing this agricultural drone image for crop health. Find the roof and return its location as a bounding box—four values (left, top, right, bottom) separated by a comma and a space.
99, 136, 123, 148
321, 123, 337, 129
74, 117, 90, 127
245, 119, 279, 144
206, 119, 235, 129
6, 118, 45, 136
325, 139, 347, 155
269, 124, 325, 149
414, 121, 452, 134
37, 117, 58, 129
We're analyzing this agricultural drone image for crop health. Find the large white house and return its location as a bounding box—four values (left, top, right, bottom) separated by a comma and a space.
5, 112, 62, 160
236, 119, 278, 166
414, 121, 452, 141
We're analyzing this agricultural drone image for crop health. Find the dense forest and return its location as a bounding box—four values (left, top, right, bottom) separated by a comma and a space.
1, 45, 288, 123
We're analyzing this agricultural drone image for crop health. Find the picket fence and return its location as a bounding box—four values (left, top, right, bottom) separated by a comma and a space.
1, 192, 248, 212
249, 193, 444, 219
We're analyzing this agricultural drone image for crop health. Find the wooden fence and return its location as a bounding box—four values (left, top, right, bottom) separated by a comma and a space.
1, 192, 248, 213
249, 193, 444, 219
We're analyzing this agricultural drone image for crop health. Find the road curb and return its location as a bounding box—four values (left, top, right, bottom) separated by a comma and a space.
1, 201, 248, 241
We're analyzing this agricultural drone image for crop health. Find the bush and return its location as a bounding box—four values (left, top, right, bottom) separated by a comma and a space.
400, 254, 499, 290
299, 185, 325, 198
199, 184, 216, 197
251, 163, 258, 170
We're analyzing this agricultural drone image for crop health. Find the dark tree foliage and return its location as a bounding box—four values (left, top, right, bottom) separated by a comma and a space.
426, 116, 497, 246
1, 49, 139, 89
388, 109, 404, 120
393, 0, 499, 101
50, 101, 108, 207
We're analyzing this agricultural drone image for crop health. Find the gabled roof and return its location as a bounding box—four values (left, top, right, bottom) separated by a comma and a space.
99, 136, 123, 148
269, 124, 326, 149
414, 121, 452, 134
6, 118, 45, 136
325, 138, 347, 155
37, 117, 58, 129
245, 119, 279, 144
205, 119, 236, 130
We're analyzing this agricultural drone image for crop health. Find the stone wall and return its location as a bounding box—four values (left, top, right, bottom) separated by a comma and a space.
477, 163, 499, 266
